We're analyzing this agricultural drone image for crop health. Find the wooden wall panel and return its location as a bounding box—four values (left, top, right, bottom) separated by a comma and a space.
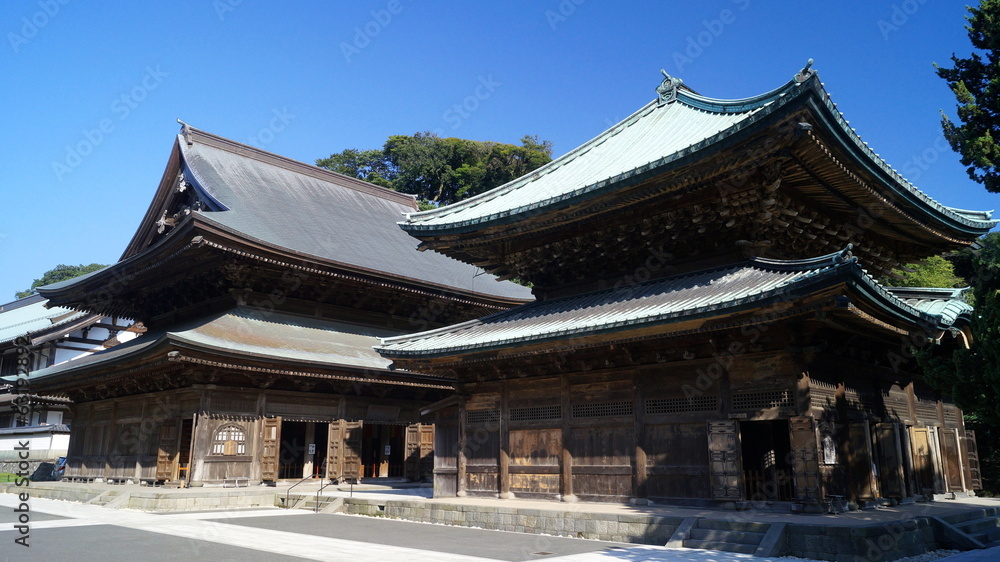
508, 428, 560, 495
645, 422, 709, 499
569, 426, 633, 499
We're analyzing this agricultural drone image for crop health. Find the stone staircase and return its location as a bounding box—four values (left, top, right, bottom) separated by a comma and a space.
682, 519, 769, 554
85, 490, 131, 508
667, 517, 786, 556
940, 507, 1000, 548
279, 493, 344, 514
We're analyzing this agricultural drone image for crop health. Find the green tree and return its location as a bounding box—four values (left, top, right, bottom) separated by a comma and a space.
15, 263, 107, 299
915, 233, 1000, 491
936, 0, 1000, 192
315, 148, 395, 188
317, 133, 553, 206
883, 255, 965, 288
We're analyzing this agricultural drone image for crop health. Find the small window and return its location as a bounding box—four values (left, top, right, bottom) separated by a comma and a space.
212, 424, 246, 455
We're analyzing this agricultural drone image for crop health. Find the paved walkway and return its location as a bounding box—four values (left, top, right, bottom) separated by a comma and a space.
0, 494, 822, 561
4, 487, 1000, 561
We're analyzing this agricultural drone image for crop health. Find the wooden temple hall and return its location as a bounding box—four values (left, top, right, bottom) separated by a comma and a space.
24, 125, 532, 485
375, 63, 995, 506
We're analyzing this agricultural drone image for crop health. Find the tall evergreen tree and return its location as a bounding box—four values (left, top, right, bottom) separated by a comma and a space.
936, 0, 1000, 192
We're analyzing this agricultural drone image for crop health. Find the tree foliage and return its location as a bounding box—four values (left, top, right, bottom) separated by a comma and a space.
317, 133, 553, 206
936, 0, 1000, 192
883, 255, 965, 289
15, 263, 107, 299
915, 233, 1000, 490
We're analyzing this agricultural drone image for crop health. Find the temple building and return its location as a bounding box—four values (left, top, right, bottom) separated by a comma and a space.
0, 294, 136, 470
376, 63, 992, 506
22, 125, 531, 485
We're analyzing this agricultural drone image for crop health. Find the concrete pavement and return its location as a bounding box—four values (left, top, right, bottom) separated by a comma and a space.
0, 493, 823, 561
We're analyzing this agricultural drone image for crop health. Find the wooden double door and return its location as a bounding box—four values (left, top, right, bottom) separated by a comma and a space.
259, 418, 432, 482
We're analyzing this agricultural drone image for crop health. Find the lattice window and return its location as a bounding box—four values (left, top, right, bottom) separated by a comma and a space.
466, 410, 500, 425
645, 396, 718, 415
943, 408, 959, 426
211, 424, 246, 455
915, 401, 938, 424
571, 401, 633, 419
731, 390, 794, 410
510, 405, 562, 422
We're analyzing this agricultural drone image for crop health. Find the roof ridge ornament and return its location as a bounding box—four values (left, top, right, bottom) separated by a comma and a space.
177, 118, 193, 146
834, 243, 855, 265
655, 69, 683, 106
794, 58, 815, 84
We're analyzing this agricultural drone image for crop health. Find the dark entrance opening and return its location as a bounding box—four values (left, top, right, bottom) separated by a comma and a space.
740, 420, 794, 501
178, 418, 193, 483
313, 422, 329, 478
279, 421, 308, 480
361, 423, 405, 478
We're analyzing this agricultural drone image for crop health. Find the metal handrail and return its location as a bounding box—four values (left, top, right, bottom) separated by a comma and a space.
284, 475, 315, 509
315, 476, 339, 513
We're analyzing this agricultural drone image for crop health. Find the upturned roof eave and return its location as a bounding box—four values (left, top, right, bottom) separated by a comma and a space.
801, 93, 996, 236
38, 211, 530, 315
399, 72, 994, 242
190, 213, 532, 307
376, 250, 953, 361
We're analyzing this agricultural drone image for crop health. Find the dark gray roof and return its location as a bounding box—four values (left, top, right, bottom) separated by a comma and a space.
377, 248, 965, 358
25, 307, 405, 383
179, 130, 532, 301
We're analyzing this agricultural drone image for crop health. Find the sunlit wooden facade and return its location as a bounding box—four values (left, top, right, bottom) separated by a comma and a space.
28, 126, 531, 485
377, 66, 993, 506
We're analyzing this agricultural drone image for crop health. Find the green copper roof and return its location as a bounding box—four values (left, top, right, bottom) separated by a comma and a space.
376, 248, 966, 359
400, 66, 995, 237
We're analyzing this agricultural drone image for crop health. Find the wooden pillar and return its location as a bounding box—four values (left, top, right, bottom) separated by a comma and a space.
499, 381, 511, 499
456, 402, 467, 497
560, 374, 575, 502
633, 370, 648, 504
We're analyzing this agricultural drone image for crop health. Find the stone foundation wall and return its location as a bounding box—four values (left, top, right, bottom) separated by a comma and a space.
781, 518, 937, 562
342, 498, 683, 545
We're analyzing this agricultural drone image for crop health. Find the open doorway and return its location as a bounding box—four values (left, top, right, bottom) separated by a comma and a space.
361, 424, 405, 478
278, 421, 308, 480
740, 420, 794, 501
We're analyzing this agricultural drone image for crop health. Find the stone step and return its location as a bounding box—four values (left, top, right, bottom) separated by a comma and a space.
971, 527, 1000, 545
944, 510, 994, 525
695, 520, 770, 534
683, 539, 757, 554
955, 517, 1000, 534
688, 528, 765, 545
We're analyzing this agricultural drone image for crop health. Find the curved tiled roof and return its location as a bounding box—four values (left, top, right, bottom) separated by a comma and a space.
377, 248, 968, 359
0, 294, 90, 346
884, 287, 973, 327
402, 68, 995, 236
23, 307, 403, 383
179, 131, 532, 301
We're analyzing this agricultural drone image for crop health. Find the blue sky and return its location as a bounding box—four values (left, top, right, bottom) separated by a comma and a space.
0, 0, 994, 302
